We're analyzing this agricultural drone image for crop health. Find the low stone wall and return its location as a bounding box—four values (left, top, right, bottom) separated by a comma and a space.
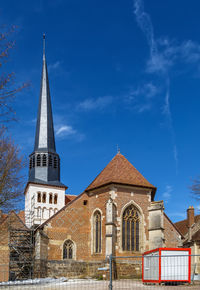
34, 260, 48, 278
46, 260, 107, 279
114, 260, 142, 279
33, 259, 142, 280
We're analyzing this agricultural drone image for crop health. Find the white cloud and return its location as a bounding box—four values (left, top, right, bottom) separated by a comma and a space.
48, 61, 61, 72
77, 96, 113, 111
125, 82, 159, 113
55, 125, 76, 137
133, 0, 179, 170
162, 185, 173, 203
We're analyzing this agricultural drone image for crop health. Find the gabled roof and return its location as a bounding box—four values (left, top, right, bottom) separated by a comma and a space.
65, 194, 77, 205
175, 215, 200, 236
0, 210, 28, 230
85, 153, 156, 194
164, 213, 184, 238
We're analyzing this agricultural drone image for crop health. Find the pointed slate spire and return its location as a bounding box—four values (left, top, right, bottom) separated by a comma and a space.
34, 34, 56, 153
28, 35, 66, 186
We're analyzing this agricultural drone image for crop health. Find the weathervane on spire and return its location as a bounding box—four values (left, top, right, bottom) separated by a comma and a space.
117, 144, 120, 154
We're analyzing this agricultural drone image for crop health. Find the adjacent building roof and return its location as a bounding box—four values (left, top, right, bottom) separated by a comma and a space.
65, 194, 77, 205
85, 152, 156, 194
192, 229, 200, 241
175, 214, 200, 236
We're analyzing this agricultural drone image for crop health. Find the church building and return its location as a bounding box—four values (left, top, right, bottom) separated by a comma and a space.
25, 37, 181, 266
0, 37, 183, 281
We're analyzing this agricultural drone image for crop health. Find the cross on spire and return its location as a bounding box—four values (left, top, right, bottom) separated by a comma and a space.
43, 33, 46, 59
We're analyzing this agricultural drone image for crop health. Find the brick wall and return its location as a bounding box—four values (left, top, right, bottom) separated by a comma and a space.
164, 214, 181, 248
43, 185, 152, 262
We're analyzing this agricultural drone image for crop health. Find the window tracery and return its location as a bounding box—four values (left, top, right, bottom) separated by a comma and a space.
93, 210, 101, 253
63, 240, 74, 259
122, 204, 140, 252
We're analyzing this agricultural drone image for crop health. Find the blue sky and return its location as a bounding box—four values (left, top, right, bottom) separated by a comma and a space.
1, 0, 200, 221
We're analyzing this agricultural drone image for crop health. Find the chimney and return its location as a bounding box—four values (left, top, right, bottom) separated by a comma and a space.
187, 206, 194, 241
187, 206, 195, 228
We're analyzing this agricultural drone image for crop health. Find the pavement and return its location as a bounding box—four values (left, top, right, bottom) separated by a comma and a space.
0, 280, 200, 289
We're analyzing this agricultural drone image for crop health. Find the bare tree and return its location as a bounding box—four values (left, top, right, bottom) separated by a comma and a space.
0, 25, 28, 125
190, 177, 200, 202
0, 26, 28, 210
0, 127, 25, 210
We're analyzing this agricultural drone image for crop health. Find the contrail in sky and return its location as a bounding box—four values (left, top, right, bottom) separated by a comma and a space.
133, 0, 178, 172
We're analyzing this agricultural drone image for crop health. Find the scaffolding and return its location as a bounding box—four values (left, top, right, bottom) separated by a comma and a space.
9, 228, 34, 281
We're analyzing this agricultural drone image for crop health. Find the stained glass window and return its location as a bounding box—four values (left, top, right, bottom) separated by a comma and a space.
94, 211, 101, 253
122, 205, 140, 251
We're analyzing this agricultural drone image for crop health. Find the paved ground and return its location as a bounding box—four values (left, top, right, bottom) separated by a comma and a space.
0, 280, 200, 290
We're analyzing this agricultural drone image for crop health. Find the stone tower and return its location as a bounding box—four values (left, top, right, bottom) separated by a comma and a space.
25, 35, 67, 227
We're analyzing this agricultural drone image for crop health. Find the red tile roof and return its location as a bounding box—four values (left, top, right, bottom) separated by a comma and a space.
175, 214, 200, 236
86, 153, 156, 192
17, 210, 25, 223
65, 194, 77, 205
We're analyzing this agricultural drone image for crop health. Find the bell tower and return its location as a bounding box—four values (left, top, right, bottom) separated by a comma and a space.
25, 35, 67, 227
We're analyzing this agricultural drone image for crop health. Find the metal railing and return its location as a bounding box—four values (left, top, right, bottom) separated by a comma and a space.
0, 254, 199, 289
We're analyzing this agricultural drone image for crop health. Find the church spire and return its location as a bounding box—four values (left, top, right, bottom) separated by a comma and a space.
29, 35, 62, 185
34, 34, 56, 153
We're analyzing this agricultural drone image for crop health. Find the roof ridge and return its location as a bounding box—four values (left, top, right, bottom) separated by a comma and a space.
85, 153, 156, 193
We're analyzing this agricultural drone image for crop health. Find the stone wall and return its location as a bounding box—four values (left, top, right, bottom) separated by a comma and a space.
34, 259, 143, 280
114, 259, 142, 279
46, 260, 107, 279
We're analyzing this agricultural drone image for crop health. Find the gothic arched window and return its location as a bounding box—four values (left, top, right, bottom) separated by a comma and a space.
122, 204, 140, 252
93, 210, 101, 253
42, 154, 47, 166
63, 240, 74, 259
37, 154, 41, 166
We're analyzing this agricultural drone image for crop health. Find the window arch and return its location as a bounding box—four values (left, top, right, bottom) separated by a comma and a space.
37, 207, 41, 218
37, 154, 41, 166
49, 208, 53, 217
122, 204, 140, 252
37, 192, 41, 203
93, 210, 101, 253
49, 193, 53, 204
63, 240, 74, 259
42, 154, 47, 166
54, 194, 58, 204
42, 192, 46, 203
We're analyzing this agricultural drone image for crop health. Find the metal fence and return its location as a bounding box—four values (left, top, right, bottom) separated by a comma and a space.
0, 254, 200, 289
